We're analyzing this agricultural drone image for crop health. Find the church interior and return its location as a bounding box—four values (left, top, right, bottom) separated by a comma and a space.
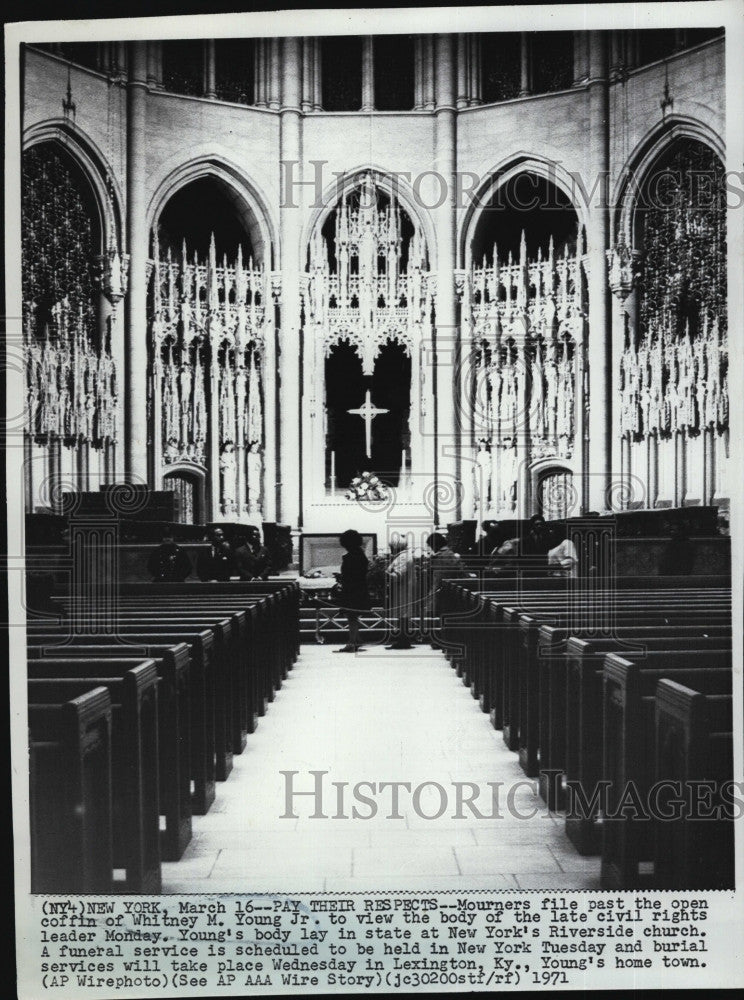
19, 26, 734, 894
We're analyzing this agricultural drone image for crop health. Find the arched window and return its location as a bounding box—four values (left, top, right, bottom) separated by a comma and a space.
537, 467, 575, 520
164, 467, 205, 524
22, 142, 100, 345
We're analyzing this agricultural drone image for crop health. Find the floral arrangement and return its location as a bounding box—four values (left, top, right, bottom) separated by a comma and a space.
345, 471, 387, 502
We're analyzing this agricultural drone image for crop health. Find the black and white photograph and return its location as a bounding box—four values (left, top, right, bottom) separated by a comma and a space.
5, 2, 744, 995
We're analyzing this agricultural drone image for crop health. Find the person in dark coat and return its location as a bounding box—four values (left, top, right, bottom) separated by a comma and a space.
234, 530, 271, 580
334, 529, 371, 653
424, 532, 462, 619
197, 528, 235, 581
147, 527, 192, 582
522, 514, 552, 557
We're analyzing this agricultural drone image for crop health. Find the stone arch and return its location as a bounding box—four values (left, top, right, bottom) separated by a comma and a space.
613, 116, 725, 247
458, 153, 589, 268
302, 165, 437, 270
530, 457, 578, 520
146, 155, 277, 268
23, 119, 123, 253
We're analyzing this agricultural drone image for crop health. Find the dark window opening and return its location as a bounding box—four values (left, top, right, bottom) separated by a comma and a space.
471, 173, 578, 264
373, 35, 415, 110
57, 42, 101, 71
215, 39, 255, 105
156, 178, 253, 262
686, 28, 724, 48
162, 39, 204, 97
322, 36, 362, 111
530, 31, 573, 94
481, 33, 521, 103
637, 29, 678, 66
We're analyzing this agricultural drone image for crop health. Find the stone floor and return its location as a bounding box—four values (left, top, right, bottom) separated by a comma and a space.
162, 644, 601, 893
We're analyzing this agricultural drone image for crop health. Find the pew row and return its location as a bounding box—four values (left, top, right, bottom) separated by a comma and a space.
28, 686, 113, 893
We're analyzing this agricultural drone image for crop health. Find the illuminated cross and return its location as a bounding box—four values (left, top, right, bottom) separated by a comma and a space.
347, 390, 389, 459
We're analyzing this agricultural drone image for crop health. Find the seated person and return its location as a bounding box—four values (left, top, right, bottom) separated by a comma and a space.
234, 529, 271, 581
424, 532, 462, 617
197, 527, 235, 581
475, 520, 504, 557
486, 534, 521, 576
522, 514, 553, 557
147, 527, 192, 582
546, 528, 579, 579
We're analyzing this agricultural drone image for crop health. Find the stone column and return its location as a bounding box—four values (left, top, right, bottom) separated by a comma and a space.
434, 33, 460, 520
423, 36, 435, 110
114, 43, 128, 79
254, 39, 267, 107
586, 31, 611, 513
125, 42, 149, 483
312, 38, 322, 110
468, 34, 481, 105
519, 33, 531, 97
262, 294, 278, 521
301, 37, 313, 112
278, 37, 303, 529
146, 42, 161, 88
204, 39, 216, 99
456, 34, 469, 108
269, 37, 281, 110
361, 36, 374, 111
413, 36, 424, 109
607, 244, 640, 510
573, 32, 588, 86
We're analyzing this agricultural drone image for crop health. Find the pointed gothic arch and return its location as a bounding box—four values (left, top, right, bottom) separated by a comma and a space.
614, 128, 728, 511
612, 116, 724, 247
458, 159, 586, 519
301, 170, 435, 506
23, 120, 124, 256
302, 165, 438, 271
148, 167, 275, 522
458, 153, 589, 268
146, 155, 277, 268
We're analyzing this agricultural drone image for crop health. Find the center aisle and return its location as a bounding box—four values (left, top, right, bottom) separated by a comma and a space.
162, 645, 600, 893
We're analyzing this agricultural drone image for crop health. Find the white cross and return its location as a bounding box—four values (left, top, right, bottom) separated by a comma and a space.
347, 390, 389, 459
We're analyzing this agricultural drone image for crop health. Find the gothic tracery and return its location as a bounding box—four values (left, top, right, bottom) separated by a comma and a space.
148, 235, 267, 517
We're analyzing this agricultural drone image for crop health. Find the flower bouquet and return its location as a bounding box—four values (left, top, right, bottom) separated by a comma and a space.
345, 471, 387, 502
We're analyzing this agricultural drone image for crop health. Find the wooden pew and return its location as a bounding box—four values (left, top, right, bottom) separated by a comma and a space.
536, 624, 732, 808
28, 641, 192, 861
57, 590, 287, 742
477, 591, 730, 753
119, 580, 301, 669
32, 612, 236, 781
29, 629, 215, 815
654, 679, 734, 890
509, 597, 731, 774
563, 620, 731, 854
601, 650, 732, 889
28, 660, 161, 894
440, 580, 730, 728
28, 686, 113, 893
113, 596, 274, 726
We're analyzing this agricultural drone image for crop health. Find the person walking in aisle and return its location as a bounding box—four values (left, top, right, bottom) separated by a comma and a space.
385, 534, 422, 649
333, 529, 371, 653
